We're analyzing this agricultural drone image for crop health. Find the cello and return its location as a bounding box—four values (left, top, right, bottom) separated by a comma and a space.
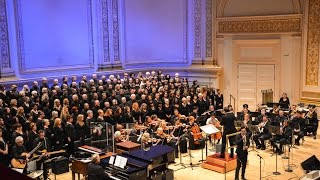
189, 116, 202, 144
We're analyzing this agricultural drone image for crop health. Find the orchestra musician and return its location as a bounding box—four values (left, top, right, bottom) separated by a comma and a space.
273, 110, 287, 126
33, 130, 50, 180
270, 120, 292, 155
206, 112, 222, 144
242, 114, 252, 137
219, 107, 237, 159
279, 93, 290, 107
87, 154, 112, 180
188, 116, 204, 150
290, 111, 305, 145
170, 118, 188, 156
253, 116, 271, 150
235, 127, 250, 180
11, 136, 29, 173
114, 131, 124, 143
254, 109, 266, 125
305, 105, 318, 139
270, 104, 279, 114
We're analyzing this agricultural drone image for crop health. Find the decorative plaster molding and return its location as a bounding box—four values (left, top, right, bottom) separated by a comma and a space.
217, 15, 302, 34
217, 0, 227, 17
102, 0, 110, 63
0, 0, 11, 70
13, 0, 94, 74
305, 0, 320, 86
205, 0, 212, 58
112, 0, 120, 63
194, 0, 201, 59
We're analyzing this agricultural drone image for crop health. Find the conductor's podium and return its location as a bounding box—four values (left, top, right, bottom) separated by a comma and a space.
201, 153, 237, 173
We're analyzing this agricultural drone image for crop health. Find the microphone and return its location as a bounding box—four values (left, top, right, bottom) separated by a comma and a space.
257, 154, 263, 159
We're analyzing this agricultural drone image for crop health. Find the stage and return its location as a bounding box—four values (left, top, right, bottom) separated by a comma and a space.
55, 133, 320, 180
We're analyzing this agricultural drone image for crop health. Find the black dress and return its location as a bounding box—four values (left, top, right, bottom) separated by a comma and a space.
53, 126, 66, 150
0, 139, 9, 167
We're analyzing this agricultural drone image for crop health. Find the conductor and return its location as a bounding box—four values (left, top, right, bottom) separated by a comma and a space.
235, 127, 250, 180
219, 107, 237, 158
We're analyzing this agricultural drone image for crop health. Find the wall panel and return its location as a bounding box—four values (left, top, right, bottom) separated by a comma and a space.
120, 0, 188, 66
14, 0, 94, 73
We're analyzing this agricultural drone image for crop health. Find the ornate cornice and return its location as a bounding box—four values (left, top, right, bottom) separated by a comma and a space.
305, 0, 320, 86
102, 0, 110, 63
0, 0, 11, 69
217, 15, 302, 34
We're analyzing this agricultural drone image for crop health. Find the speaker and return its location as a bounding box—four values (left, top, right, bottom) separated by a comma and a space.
52, 156, 69, 175
301, 155, 320, 172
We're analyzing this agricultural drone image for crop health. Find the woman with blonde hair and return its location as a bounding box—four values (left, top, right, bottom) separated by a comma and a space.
104, 109, 114, 125
75, 114, 89, 141
53, 99, 62, 116
132, 102, 141, 124
53, 118, 65, 150
60, 106, 70, 122
16, 107, 28, 132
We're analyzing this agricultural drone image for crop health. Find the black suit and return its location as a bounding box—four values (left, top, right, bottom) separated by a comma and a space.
235, 134, 250, 180
87, 162, 111, 180
66, 123, 76, 155
253, 121, 271, 149
220, 112, 237, 157
270, 125, 292, 153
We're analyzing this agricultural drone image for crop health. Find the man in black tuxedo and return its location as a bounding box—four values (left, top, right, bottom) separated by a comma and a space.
87, 154, 112, 180
253, 116, 271, 150
235, 127, 250, 180
219, 107, 237, 158
270, 120, 292, 154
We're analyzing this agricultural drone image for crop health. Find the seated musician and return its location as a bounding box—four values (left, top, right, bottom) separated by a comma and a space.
270, 104, 279, 114
170, 118, 187, 156
11, 136, 29, 172
305, 105, 318, 139
154, 127, 168, 145
254, 109, 266, 125
238, 104, 251, 121
242, 114, 252, 138
33, 130, 50, 180
270, 120, 292, 155
188, 116, 204, 150
253, 116, 271, 150
87, 154, 112, 180
273, 110, 287, 126
206, 112, 222, 144
114, 131, 125, 143
289, 104, 297, 118
291, 111, 305, 145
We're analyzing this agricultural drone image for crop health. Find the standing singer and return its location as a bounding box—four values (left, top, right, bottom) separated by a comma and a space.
235, 127, 250, 180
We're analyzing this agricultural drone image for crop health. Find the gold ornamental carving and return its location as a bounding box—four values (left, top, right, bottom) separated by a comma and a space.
218, 18, 301, 34
305, 0, 320, 86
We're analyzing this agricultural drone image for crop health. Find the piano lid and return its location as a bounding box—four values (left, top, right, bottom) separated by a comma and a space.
123, 145, 175, 163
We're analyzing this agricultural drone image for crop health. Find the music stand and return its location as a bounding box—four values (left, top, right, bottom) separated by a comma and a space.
269, 125, 281, 175
248, 124, 258, 152
200, 124, 220, 155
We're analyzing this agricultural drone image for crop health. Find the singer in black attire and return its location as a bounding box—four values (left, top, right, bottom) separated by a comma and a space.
235, 127, 250, 180
219, 107, 237, 158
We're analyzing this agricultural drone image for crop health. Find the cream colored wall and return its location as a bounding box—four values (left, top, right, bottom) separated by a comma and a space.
217, 36, 301, 111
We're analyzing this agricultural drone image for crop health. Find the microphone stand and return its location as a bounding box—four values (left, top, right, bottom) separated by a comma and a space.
285, 145, 293, 172
271, 150, 281, 175
259, 155, 262, 180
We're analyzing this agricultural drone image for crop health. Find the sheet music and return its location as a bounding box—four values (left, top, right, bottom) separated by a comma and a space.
200, 124, 219, 135
114, 155, 121, 167
119, 157, 127, 169
109, 156, 115, 165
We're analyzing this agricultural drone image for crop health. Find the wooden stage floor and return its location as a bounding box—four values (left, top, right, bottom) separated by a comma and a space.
55, 131, 320, 180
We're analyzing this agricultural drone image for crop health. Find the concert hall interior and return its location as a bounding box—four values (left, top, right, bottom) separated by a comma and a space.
0, 0, 320, 180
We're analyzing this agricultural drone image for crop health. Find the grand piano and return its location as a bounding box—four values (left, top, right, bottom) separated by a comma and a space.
100, 145, 175, 180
